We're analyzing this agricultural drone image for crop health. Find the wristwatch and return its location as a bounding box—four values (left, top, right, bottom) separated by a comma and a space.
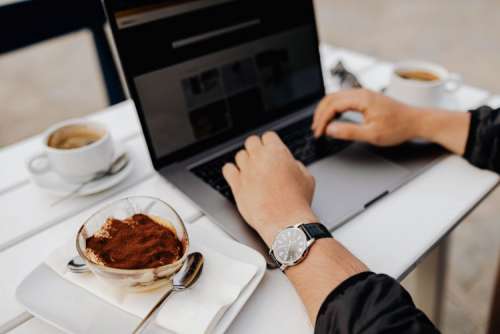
269, 223, 332, 271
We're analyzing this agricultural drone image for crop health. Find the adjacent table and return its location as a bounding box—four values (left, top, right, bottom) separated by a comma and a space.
1, 44, 498, 334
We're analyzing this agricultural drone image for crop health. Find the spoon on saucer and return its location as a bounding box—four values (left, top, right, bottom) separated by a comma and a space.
133, 252, 204, 334
51, 153, 129, 207
67, 255, 89, 273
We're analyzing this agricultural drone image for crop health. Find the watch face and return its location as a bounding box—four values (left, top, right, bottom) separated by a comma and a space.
272, 227, 308, 265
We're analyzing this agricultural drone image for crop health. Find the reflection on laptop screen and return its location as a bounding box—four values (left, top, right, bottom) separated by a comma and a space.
108, 0, 324, 163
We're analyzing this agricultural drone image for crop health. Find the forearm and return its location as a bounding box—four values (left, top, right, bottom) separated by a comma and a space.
413, 107, 471, 155
272, 225, 437, 334
259, 209, 368, 323
285, 238, 368, 323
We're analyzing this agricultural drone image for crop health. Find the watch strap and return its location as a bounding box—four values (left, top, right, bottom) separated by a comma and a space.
301, 223, 331, 240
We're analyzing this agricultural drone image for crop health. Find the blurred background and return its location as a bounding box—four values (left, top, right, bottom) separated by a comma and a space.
1, 0, 499, 333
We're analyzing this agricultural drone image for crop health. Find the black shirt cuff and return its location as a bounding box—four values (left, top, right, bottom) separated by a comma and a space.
314, 272, 439, 334
463, 108, 480, 161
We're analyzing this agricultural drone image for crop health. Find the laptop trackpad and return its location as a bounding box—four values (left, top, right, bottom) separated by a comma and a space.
309, 144, 410, 228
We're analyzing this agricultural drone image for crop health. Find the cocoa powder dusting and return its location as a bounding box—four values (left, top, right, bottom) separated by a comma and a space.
85, 214, 183, 269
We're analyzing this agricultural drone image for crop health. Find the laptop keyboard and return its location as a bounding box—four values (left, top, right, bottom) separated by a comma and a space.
191, 117, 350, 201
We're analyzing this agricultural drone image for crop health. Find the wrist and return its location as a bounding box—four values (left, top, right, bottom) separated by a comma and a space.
407, 106, 433, 140
260, 207, 318, 247
413, 108, 470, 154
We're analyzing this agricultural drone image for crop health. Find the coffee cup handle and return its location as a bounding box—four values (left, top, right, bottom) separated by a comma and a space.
445, 73, 462, 93
26, 152, 51, 175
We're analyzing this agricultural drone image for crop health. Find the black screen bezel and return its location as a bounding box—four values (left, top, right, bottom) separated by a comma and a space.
102, 0, 325, 171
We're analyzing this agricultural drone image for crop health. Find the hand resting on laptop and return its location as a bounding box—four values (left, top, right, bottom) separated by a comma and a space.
222, 131, 367, 322
312, 89, 470, 155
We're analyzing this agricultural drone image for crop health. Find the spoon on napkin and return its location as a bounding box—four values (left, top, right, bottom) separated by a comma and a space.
133, 252, 204, 334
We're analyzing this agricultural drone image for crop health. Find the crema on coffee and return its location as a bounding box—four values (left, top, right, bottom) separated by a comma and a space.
47, 125, 105, 150
396, 70, 440, 82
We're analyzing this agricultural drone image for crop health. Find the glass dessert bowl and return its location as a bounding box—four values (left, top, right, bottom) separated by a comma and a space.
76, 196, 189, 291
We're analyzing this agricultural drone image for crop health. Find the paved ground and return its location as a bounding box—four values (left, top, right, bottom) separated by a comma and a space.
315, 0, 500, 94
0, 30, 108, 146
1, 1, 499, 333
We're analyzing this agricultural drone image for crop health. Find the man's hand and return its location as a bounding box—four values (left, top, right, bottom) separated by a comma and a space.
222, 132, 368, 323
312, 89, 470, 155
222, 132, 317, 247
312, 89, 419, 146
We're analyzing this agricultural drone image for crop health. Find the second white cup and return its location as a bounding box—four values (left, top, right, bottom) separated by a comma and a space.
385, 61, 462, 108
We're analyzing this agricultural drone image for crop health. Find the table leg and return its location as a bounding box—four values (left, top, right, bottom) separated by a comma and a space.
413, 237, 449, 327
487, 256, 500, 334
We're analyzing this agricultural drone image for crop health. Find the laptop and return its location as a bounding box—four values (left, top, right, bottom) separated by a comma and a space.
102, 0, 443, 265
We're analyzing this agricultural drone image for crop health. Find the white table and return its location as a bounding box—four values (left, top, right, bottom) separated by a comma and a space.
1, 44, 498, 334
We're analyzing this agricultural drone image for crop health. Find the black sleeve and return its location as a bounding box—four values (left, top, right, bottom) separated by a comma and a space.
464, 106, 500, 173
315, 272, 439, 334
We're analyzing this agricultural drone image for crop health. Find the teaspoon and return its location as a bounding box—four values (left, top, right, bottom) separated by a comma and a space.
133, 252, 204, 334
67, 255, 89, 274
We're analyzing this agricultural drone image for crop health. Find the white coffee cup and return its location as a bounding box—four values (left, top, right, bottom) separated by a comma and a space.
385, 61, 462, 108
27, 119, 115, 184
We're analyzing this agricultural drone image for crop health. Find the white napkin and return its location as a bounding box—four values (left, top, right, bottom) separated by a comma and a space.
45, 224, 258, 334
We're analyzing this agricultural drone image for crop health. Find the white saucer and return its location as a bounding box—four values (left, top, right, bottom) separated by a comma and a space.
435, 92, 460, 110
26, 147, 133, 197
382, 88, 461, 110
16, 222, 266, 334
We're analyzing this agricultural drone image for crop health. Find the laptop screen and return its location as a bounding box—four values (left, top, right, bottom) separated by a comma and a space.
104, 0, 324, 167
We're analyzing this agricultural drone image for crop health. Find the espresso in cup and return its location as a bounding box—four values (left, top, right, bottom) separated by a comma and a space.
27, 120, 115, 184
47, 124, 105, 150
396, 70, 440, 82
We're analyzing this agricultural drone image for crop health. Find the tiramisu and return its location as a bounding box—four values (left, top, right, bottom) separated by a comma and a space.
85, 214, 184, 269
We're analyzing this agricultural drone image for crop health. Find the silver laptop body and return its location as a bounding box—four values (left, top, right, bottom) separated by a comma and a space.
103, 0, 443, 265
